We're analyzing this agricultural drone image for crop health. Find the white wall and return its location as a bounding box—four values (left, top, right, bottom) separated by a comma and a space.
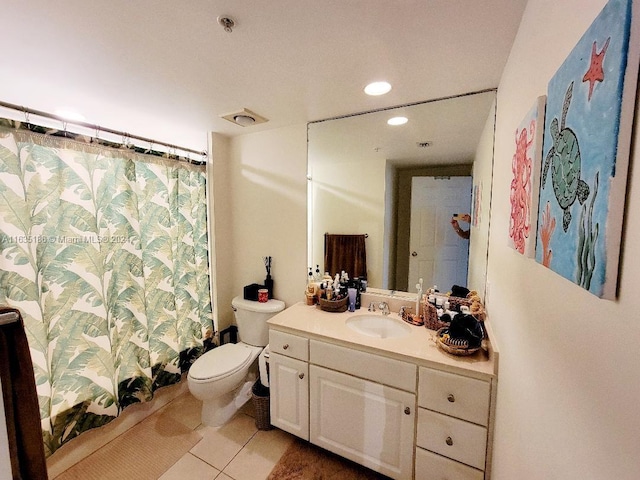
213, 125, 308, 332
487, 1, 640, 478
467, 101, 496, 296
309, 152, 386, 287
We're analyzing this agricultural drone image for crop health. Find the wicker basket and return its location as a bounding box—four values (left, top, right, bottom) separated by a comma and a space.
251, 380, 272, 430
435, 328, 481, 356
318, 296, 348, 313
422, 302, 450, 331
447, 295, 472, 311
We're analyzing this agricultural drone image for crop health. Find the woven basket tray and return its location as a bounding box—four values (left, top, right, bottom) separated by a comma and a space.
435, 328, 481, 356
318, 296, 348, 312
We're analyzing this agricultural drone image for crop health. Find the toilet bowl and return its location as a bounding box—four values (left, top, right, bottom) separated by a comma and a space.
188, 296, 285, 427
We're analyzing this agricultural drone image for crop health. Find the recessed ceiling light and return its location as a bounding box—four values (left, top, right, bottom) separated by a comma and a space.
364, 81, 392, 96
387, 116, 408, 126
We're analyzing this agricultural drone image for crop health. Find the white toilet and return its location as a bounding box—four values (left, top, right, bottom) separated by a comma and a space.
188, 295, 285, 427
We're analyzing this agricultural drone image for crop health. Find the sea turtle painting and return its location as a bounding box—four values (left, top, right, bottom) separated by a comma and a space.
541, 81, 590, 232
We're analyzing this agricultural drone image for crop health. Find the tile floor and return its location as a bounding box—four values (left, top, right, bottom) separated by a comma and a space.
156, 392, 296, 480
54, 389, 296, 480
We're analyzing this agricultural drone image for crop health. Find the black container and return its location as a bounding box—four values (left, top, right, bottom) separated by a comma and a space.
264, 275, 274, 299
244, 283, 263, 301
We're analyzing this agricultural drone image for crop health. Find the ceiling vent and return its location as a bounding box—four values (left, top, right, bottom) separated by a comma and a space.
220, 108, 269, 127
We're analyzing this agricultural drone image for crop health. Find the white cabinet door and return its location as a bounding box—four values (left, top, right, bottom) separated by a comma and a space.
269, 352, 309, 440
309, 365, 415, 480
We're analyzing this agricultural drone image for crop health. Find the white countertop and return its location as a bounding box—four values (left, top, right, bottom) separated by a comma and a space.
268, 302, 498, 379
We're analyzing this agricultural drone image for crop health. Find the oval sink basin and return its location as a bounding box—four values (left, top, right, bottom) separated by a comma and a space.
345, 314, 412, 339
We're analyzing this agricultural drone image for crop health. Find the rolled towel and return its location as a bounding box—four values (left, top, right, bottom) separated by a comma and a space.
259, 345, 270, 387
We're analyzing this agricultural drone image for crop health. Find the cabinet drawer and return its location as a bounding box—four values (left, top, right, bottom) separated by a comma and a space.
415, 448, 483, 480
269, 330, 309, 361
417, 408, 487, 471
310, 339, 416, 392
418, 367, 490, 426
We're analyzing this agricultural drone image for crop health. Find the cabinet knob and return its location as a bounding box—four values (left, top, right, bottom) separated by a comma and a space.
447, 394, 455, 403
404, 407, 411, 415
283, 344, 289, 350
298, 372, 305, 379
446, 436, 453, 446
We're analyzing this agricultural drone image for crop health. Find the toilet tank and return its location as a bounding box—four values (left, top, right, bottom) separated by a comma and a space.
231, 296, 285, 347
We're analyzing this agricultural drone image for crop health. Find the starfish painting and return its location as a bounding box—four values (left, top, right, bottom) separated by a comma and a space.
582, 37, 610, 100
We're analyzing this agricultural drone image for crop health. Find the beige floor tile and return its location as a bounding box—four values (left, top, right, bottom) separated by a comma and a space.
239, 397, 256, 418
158, 453, 220, 479
223, 428, 295, 480
157, 391, 203, 430
190, 413, 258, 470
215, 474, 234, 480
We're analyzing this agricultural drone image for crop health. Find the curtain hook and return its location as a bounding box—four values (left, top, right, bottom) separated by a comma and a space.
23, 108, 30, 125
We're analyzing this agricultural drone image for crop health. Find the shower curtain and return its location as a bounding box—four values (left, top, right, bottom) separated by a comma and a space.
0, 122, 214, 456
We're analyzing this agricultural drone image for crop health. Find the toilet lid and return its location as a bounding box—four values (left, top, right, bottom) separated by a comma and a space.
189, 343, 253, 381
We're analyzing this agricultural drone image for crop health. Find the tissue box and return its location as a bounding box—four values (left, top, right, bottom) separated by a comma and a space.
244, 283, 264, 301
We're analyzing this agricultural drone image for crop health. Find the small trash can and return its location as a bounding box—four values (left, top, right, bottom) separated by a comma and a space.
251, 380, 272, 430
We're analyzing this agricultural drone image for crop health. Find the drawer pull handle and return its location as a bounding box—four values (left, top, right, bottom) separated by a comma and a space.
283, 344, 289, 350
298, 372, 305, 379
446, 436, 453, 446
404, 407, 411, 415
447, 394, 455, 403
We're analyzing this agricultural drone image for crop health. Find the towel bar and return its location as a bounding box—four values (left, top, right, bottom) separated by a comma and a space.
0, 311, 19, 326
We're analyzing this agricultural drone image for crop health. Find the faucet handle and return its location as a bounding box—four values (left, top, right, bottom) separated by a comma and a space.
378, 302, 390, 315
368, 302, 376, 312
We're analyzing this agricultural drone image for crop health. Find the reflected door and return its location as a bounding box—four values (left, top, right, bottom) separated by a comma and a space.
408, 176, 472, 291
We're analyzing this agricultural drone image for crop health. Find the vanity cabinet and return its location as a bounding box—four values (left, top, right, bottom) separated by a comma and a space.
269, 331, 309, 440
267, 302, 498, 480
415, 367, 492, 479
309, 341, 416, 480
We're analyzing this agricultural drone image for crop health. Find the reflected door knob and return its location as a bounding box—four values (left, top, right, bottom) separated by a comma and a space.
411, 251, 418, 257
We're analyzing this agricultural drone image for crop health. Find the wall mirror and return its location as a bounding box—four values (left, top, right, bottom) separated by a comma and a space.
307, 90, 496, 299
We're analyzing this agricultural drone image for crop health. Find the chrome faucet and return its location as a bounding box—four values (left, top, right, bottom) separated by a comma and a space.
378, 302, 390, 316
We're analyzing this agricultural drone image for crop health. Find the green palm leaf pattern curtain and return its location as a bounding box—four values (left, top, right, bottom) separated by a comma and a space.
0, 125, 213, 457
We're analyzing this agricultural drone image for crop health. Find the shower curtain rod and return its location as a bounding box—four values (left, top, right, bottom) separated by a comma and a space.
0, 100, 208, 161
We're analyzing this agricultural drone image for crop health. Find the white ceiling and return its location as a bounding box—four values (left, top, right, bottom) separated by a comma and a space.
1, 1, 527, 154
309, 90, 497, 166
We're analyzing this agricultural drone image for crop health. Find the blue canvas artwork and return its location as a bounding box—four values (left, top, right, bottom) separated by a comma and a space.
535, 0, 639, 299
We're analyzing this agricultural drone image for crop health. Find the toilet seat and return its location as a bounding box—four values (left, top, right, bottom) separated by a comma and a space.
189, 343, 256, 381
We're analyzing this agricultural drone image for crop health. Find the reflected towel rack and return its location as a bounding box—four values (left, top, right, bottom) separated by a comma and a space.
0, 311, 19, 326
325, 232, 368, 238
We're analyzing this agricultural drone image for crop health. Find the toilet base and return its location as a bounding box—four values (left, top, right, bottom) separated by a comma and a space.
201, 378, 255, 427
